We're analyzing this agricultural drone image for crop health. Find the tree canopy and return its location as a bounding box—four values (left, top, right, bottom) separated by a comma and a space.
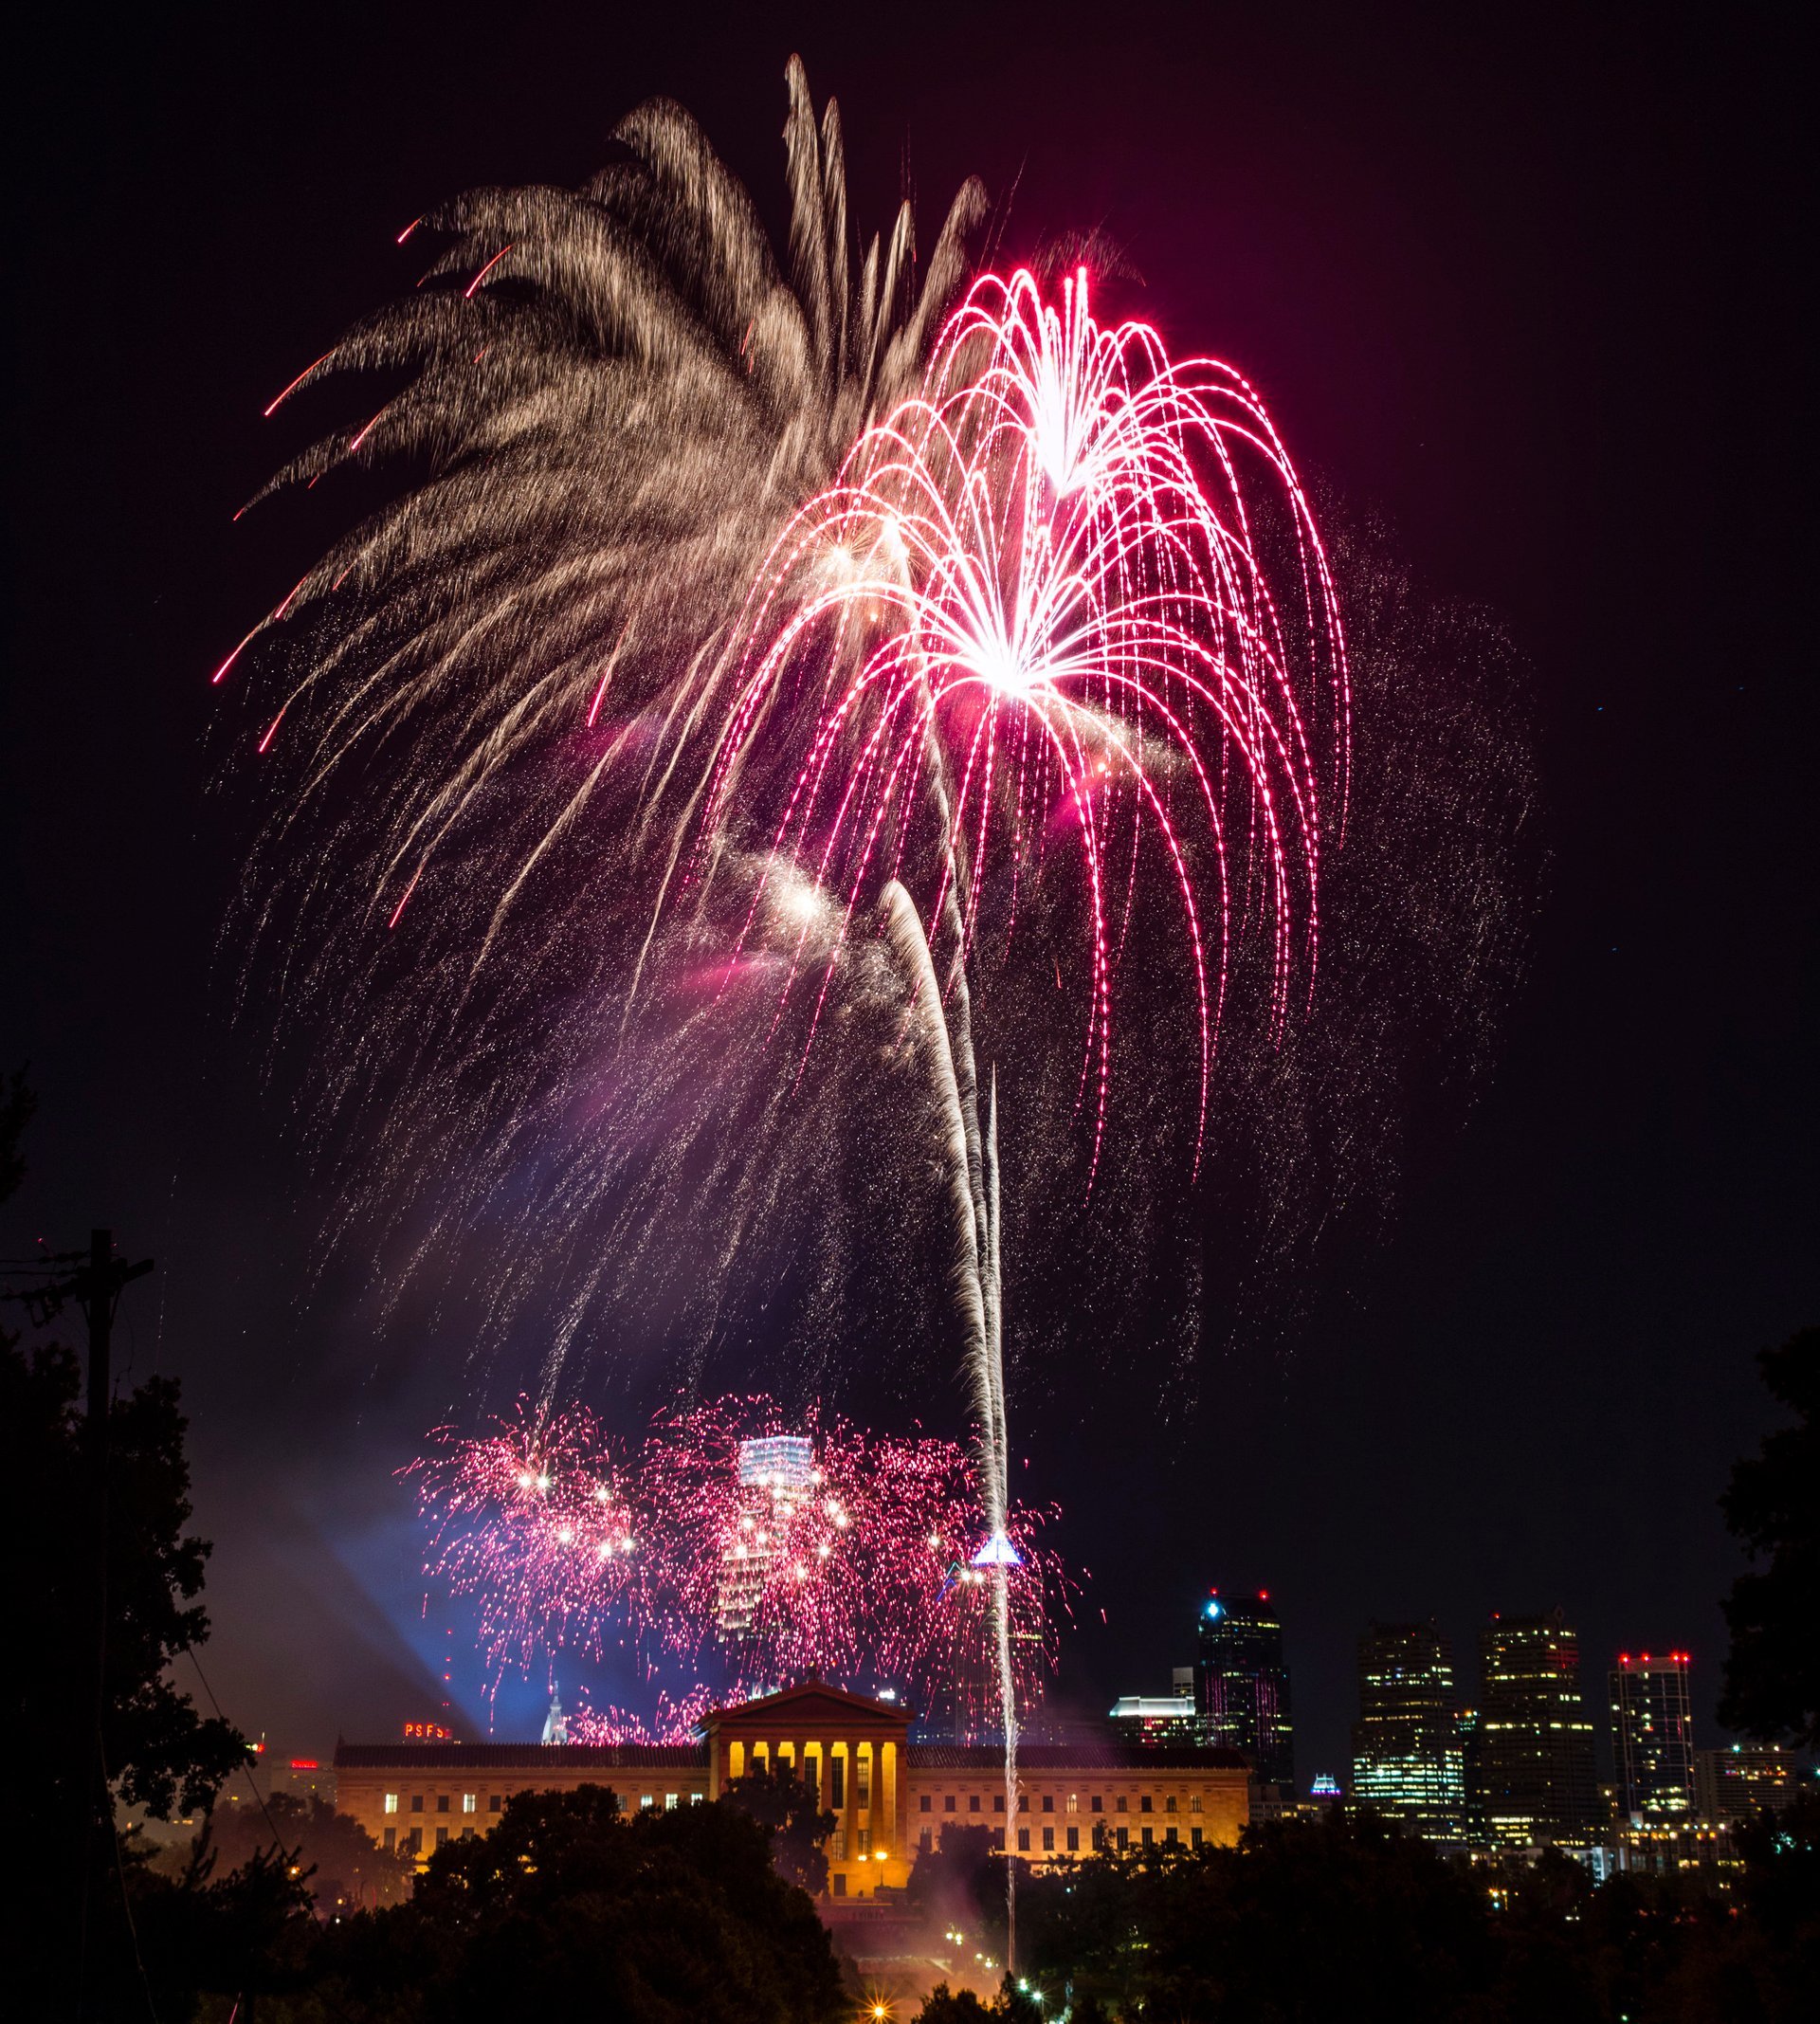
1720, 1323, 1820, 1747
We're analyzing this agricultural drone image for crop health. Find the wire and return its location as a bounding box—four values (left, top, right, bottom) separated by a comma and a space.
182, 1642, 292, 1854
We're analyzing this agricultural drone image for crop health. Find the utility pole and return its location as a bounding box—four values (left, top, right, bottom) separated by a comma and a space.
3, 1225, 155, 2007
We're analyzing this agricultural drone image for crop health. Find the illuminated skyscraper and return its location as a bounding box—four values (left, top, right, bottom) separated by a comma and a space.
1193, 1592, 1295, 1789
1610, 1652, 1695, 1819
1473, 1610, 1599, 1847
1694, 1743, 1798, 1824
716, 1434, 818, 1635
1351, 1620, 1466, 1846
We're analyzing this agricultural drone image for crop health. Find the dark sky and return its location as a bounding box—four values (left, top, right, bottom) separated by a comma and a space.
5, 2, 1812, 1782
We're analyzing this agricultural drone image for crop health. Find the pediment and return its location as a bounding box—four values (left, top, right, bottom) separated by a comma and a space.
704, 1680, 912, 1732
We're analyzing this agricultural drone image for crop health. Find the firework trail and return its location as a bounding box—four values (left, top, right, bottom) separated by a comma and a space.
410, 1397, 1069, 1740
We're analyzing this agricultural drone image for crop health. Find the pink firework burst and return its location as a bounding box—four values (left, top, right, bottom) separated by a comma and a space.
410, 1396, 1070, 1739
408, 1403, 642, 1685
703, 266, 1349, 1172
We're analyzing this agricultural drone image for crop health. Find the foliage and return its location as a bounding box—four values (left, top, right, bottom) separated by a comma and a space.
1720, 1324, 1820, 1747
158, 1792, 415, 1911
720, 1763, 838, 1894
917, 1809, 1820, 2023
304, 1783, 846, 2022
918, 1977, 1042, 2021
4, 1340, 247, 1830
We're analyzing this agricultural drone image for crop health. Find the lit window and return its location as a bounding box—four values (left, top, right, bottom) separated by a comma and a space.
665, 1794, 678, 1811
383, 1794, 399, 1815
462, 1793, 476, 1814
690, 1794, 702, 1805
640, 1795, 654, 1810
1066, 1794, 1079, 1814
858, 1827, 870, 1858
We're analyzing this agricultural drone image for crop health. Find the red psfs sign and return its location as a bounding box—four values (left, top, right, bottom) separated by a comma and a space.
402, 1721, 457, 1742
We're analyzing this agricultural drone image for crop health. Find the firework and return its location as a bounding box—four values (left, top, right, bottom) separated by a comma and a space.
410, 1397, 1069, 1741
695, 265, 1348, 1176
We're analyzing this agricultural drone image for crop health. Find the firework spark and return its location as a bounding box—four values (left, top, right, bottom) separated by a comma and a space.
694, 265, 1348, 1178
411, 1397, 1070, 1741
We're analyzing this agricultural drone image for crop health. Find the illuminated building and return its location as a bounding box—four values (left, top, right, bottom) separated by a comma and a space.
1609, 1651, 1695, 1819
332, 1681, 1250, 1898
1108, 1668, 1199, 1745
1472, 1610, 1599, 1847
717, 1434, 818, 1634
1694, 1742, 1798, 1823
1350, 1621, 1466, 1847
1193, 1591, 1295, 1789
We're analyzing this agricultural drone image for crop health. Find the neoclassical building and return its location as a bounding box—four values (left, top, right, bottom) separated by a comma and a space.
334, 1680, 1251, 1898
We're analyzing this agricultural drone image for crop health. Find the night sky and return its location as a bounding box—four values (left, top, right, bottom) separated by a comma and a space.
5, 3, 1812, 1784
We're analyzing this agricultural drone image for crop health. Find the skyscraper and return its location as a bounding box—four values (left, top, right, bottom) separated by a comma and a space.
1694, 1743, 1798, 1824
1193, 1591, 1295, 1789
716, 1433, 818, 1635
1473, 1610, 1599, 1847
1351, 1620, 1466, 1846
1609, 1652, 1695, 1819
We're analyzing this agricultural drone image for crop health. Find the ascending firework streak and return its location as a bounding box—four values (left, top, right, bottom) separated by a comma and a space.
681, 270, 1349, 1905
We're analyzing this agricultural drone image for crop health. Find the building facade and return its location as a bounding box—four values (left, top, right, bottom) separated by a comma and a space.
1351, 1620, 1467, 1847
1609, 1652, 1695, 1819
1694, 1743, 1798, 1824
1108, 1668, 1200, 1746
1194, 1592, 1295, 1789
1472, 1610, 1599, 1847
333, 1680, 1250, 1899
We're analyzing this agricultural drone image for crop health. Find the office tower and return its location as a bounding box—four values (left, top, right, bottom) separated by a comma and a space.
1473, 1610, 1600, 1846
716, 1434, 817, 1634
1694, 1743, 1797, 1824
1107, 1672, 1200, 1745
1193, 1591, 1295, 1788
1609, 1651, 1695, 1819
1351, 1620, 1466, 1846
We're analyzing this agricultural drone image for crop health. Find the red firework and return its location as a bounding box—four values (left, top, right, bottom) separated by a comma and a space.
410, 1397, 1071, 1741
702, 267, 1348, 1175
